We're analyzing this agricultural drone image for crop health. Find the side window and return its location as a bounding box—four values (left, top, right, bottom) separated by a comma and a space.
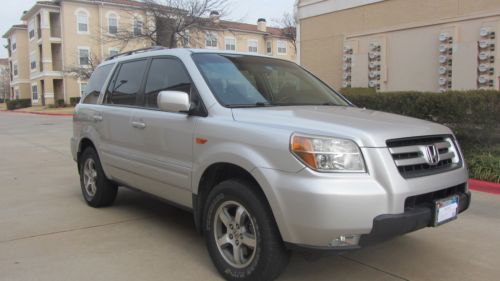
106, 60, 148, 106
143, 58, 191, 108
82, 64, 114, 104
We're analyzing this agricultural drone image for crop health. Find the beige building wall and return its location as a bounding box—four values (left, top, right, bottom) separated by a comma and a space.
297, 0, 500, 91
4, 27, 31, 100
60, 0, 149, 103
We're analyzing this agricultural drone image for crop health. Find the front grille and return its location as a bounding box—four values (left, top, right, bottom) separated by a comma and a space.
387, 135, 462, 178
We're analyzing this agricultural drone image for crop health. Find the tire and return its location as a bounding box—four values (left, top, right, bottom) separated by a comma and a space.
79, 147, 118, 207
203, 179, 290, 281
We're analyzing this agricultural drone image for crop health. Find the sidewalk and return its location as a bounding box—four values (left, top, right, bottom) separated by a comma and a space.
0, 104, 74, 116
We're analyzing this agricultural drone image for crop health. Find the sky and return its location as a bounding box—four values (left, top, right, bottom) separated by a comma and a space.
0, 0, 295, 58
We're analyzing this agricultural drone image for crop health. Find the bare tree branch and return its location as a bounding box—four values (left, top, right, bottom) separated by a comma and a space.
276, 12, 297, 53
64, 53, 101, 80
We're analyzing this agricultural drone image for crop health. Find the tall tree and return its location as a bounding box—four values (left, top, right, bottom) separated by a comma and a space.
278, 12, 297, 53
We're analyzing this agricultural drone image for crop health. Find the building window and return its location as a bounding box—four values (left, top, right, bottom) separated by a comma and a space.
79, 82, 87, 97
32, 85, 38, 100
181, 31, 190, 47
11, 35, 16, 51
77, 10, 89, 33
108, 13, 118, 34
248, 40, 258, 53
30, 53, 37, 70
206, 32, 217, 48
15, 89, 20, 99
266, 41, 272, 55
133, 16, 143, 36
109, 48, 119, 58
28, 20, 35, 40
78, 48, 90, 66
277, 40, 287, 55
13, 64, 18, 77
225, 37, 236, 51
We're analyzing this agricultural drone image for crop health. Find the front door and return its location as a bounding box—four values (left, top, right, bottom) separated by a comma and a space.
130, 57, 198, 207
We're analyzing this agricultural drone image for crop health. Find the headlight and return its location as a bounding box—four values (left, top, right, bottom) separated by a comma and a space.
290, 133, 366, 172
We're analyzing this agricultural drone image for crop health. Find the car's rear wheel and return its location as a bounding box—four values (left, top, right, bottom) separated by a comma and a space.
79, 147, 118, 207
204, 179, 290, 281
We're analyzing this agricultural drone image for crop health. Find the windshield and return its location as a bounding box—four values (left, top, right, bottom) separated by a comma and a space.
192, 53, 350, 107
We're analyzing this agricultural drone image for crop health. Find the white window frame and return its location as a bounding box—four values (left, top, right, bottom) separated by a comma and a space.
205, 32, 218, 49
277, 40, 287, 55
247, 39, 258, 53
224, 37, 236, 51
11, 35, 16, 52
31, 83, 39, 101
28, 20, 35, 40
79, 81, 88, 97
78, 47, 91, 66
181, 30, 191, 47
106, 12, 119, 35
75, 8, 90, 34
266, 40, 272, 55
133, 14, 143, 36
30, 52, 37, 72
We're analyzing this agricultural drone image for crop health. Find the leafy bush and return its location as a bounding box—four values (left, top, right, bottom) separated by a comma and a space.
70, 97, 81, 107
466, 146, 500, 183
339, 89, 500, 182
57, 99, 66, 107
6, 99, 32, 110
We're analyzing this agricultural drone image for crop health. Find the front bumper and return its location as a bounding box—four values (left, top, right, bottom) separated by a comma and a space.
251, 147, 470, 249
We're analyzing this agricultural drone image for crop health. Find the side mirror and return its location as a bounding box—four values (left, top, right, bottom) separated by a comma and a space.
157, 91, 190, 113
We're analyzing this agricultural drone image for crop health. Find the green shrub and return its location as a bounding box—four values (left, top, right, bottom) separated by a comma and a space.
70, 97, 81, 106
466, 147, 500, 183
6, 99, 32, 110
56, 99, 66, 107
340, 89, 500, 147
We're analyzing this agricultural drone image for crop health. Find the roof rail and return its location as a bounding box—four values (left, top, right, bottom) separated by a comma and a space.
105, 46, 167, 61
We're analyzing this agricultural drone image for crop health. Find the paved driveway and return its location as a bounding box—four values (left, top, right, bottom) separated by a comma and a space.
1, 112, 499, 281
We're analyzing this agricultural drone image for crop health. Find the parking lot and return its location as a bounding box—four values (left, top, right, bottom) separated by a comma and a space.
0, 112, 499, 281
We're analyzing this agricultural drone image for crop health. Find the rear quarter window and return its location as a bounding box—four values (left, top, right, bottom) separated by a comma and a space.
82, 64, 114, 104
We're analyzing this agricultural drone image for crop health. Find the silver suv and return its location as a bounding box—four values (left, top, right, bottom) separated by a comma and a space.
71, 47, 471, 281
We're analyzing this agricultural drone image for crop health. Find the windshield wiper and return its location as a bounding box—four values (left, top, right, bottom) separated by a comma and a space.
226, 102, 273, 108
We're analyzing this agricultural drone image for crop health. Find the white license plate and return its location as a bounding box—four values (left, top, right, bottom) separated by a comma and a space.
433, 195, 459, 226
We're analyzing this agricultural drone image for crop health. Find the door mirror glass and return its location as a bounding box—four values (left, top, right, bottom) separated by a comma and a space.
157, 91, 190, 113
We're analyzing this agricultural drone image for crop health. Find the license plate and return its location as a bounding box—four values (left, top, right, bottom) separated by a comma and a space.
433, 195, 459, 226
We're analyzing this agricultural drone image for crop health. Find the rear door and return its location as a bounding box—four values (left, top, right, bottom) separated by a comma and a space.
99, 59, 149, 186
130, 57, 199, 207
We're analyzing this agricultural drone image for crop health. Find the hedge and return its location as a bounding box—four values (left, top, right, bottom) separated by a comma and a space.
6, 99, 32, 110
70, 97, 81, 106
340, 89, 500, 148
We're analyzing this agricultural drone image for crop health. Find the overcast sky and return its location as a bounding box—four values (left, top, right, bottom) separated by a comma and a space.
0, 0, 295, 58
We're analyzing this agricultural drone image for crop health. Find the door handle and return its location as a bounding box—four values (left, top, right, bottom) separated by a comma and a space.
93, 115, 103, 122
131, 121, 146, 129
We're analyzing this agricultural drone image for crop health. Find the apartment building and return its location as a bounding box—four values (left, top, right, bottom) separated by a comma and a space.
3, 0, 296, 106
3, 25, 30, 100
296, 0, 500, 92
188, 16, 296, 62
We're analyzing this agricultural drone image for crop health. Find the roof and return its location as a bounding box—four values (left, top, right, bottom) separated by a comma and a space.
217, 20, 285, 37
2, 24, 27, 38
21, 1, 60, 21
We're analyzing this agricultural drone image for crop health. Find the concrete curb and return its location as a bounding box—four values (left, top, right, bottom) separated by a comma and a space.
469, 179, 500, 195
0, 109, 73, 117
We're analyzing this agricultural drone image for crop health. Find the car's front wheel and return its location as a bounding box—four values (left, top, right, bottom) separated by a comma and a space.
79, 147, 118, 207
204, 179, 290, 281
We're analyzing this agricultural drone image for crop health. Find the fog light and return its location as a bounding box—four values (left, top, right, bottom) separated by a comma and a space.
329, 235, 360, 247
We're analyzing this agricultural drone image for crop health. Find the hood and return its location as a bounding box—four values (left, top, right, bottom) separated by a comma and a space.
231, 106, 452, 148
